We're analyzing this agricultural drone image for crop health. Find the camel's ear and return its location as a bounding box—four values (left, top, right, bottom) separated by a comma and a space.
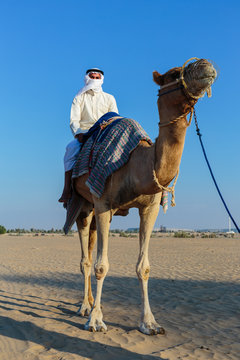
153, 71, 164, 86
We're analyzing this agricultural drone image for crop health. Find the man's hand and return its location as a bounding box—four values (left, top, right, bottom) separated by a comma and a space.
76, 133, 84, 143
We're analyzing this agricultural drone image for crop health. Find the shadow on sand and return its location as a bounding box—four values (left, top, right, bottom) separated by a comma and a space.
0, 315, 164, 360
0, 273, 239, 358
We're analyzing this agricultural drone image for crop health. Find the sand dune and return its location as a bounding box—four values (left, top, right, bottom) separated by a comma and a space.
0, 233, 239, 359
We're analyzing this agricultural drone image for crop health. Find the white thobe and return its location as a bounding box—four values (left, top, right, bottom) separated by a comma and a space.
64, 90, 118, 171
70, 89, 118, 135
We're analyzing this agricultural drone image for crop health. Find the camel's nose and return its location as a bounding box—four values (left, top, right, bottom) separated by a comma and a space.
200, 60, 218, 79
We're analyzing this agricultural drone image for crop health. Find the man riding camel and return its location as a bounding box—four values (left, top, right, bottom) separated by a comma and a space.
59, 68, 118, 205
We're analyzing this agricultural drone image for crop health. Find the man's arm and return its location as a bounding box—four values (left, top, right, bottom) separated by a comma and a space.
108, 95, 118, 113
70, 97, 81, 136
70, 96, 87, 141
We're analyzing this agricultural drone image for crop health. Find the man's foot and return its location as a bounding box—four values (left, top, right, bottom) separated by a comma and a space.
59, 170, 73, 206
58, 192, 72, 203
58, 191, 72, 208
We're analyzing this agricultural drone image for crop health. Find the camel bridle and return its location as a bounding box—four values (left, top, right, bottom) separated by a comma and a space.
154, 58, 217, 215
157, 57, 207, 128
154, 58, 207, 205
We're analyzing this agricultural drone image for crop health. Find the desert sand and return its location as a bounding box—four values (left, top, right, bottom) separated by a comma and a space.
0, 233, 239, 360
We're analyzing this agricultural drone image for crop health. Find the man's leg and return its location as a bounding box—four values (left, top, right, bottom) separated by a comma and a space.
58, 170, 73, 203
58, 139, 81, 204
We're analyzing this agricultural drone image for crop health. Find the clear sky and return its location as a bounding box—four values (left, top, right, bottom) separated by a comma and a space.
1, 0, 240, 231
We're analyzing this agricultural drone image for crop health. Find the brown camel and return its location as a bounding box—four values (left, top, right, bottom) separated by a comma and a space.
72, 58, 217, 335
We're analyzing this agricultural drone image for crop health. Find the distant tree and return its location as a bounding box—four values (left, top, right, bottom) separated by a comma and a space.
0, 225, 6, 234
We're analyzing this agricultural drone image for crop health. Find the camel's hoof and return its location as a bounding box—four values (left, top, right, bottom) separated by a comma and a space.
148, 327, 165, 335
140, 322, 165, 336
88, 325, 105, 332
158, 327, 165, 335
84, 319, 107, 332
76, 303, 91, 317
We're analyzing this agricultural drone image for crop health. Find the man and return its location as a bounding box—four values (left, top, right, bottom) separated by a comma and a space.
59, 68, 118, 204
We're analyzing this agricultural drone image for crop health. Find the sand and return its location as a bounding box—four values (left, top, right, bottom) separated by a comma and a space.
0, 233, 239, 360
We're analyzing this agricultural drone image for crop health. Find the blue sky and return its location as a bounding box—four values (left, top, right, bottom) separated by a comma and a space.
0, 0, 239, 230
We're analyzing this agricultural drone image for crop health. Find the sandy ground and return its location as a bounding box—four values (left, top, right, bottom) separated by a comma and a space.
0, 233, 239, 360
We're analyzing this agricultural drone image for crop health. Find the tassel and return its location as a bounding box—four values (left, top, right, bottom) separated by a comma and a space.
171, 191, 176, 207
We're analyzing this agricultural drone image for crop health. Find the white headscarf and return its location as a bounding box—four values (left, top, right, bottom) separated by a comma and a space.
76, 69, 104, 96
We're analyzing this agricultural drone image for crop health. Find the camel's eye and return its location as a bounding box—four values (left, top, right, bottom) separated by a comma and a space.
171, 72, 179, 80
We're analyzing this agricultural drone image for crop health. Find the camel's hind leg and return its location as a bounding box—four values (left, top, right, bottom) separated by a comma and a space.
137, 199, 165, 335
84, 201, 111, 332
76, 204, 95, 316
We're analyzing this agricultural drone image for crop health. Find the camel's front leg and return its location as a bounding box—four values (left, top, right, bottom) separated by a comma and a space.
86, 218, 97, 307
137, 200, 165, 335
84, 206, 111, 332
76, 210, 95, 317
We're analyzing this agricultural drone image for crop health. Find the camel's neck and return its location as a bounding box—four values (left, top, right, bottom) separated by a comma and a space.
154, 108, 188, 187
120, 102, 190, 198
129, 109, 188, 197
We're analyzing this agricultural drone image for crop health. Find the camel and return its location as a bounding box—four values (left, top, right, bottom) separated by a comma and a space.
72, 58, 217, 335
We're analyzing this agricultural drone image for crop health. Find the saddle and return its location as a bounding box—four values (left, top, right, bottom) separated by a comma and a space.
64, 112, 153, 234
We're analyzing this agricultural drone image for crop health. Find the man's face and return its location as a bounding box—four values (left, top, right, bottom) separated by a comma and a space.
89, 72, 102, 79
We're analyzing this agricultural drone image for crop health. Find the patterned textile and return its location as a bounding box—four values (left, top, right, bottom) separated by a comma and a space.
72, 116, 152, 198
160, 190, 169, 214
82, 111, 120, 144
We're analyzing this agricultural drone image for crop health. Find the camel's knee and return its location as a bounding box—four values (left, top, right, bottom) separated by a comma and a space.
94, 262, 109, 280
136, 262, 150, 281
80, 258, 91, 275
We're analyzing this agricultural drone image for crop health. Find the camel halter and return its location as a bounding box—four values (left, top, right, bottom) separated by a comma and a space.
158, 57, 212, 100
154, 57, 210, 207
157, 57, 209, 129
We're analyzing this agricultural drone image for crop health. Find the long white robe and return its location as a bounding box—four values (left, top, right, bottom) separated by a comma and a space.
64, 89, 118, 171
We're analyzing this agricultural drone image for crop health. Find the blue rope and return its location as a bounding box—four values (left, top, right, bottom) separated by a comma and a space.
194, 109, 240, 233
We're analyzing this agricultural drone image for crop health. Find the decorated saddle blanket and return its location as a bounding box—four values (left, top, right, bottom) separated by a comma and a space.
72, 112, 152, 198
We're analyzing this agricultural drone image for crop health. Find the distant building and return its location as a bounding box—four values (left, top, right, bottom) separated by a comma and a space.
160, 226, 167, 232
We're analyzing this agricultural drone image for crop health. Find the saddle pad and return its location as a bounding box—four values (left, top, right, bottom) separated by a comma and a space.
72, 117, 152, 198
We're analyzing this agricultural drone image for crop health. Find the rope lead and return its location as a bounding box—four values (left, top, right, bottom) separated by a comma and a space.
194, 109, 240, 233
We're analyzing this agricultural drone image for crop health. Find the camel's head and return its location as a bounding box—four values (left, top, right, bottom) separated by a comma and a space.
182, 58, 217, 98
153, 58, 217, 101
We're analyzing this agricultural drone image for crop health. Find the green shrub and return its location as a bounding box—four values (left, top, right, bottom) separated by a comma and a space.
119, 231, 129, 237
0, 225, 6, 235
201, 233, 217, 238
174, 231, 195, 238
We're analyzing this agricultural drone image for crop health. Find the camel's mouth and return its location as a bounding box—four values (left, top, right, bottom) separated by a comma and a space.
183, 59, 217, 98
